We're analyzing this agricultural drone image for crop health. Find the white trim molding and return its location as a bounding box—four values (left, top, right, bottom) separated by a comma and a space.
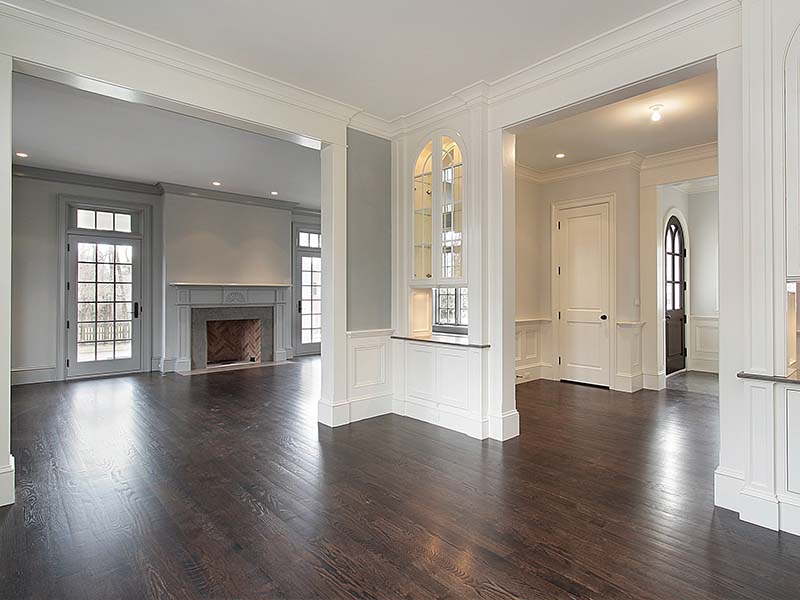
169, 283, 292, 373
0, 456, 15, 507
688, 315, 719, 373
515, 318, 554, 384
344, 329, 394, 424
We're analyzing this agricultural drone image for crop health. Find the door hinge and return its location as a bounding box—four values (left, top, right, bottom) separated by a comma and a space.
558, 311, 561, 320
67, 243, 70, 252
66, 281, 70, 291
683, 248, 687, 258
557, 221, 561, 230
558, 356, 562, 365
683, 348, 688, 357
66, 358, 70, 368
683, 282, 687, 291
66, 320, 70, 329
558, 266, 561, 275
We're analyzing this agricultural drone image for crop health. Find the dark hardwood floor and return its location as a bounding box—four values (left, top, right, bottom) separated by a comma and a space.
2, 361, 799, 599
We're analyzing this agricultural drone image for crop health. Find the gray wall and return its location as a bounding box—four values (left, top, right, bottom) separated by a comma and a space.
346, 128, 392, 331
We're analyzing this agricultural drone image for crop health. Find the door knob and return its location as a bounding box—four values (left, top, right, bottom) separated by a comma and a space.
600, 314, 608, 321
665, 314, 671, 320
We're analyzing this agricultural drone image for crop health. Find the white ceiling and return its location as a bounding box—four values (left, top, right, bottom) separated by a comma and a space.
515, 71, 718, 172
49, 0, 675, 120
12, 74, 321, 208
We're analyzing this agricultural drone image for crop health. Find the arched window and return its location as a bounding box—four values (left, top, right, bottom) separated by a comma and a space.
412, 135, 465, 283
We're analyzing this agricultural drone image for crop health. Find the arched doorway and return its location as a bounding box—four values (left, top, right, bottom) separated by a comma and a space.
665, 216, 686, 374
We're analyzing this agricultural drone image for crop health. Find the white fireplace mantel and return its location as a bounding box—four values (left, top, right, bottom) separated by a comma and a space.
169, 283, 293, 372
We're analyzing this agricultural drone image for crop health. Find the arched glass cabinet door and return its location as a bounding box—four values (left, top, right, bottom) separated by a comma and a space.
440, 136, 464, 279
412, 141, 433, 280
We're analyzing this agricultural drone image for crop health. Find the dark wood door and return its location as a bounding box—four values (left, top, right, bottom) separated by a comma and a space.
665, 217, 686, 374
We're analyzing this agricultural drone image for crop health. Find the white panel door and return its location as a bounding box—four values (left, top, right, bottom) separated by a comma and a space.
294, 250, 321, 355
557, 203, 610, 386
66, 234, 143, 378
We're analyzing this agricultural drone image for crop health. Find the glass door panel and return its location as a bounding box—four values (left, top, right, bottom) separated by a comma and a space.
295, 249, 321, 355
440, 136, 463, 280
67, 234, 142, 377
413, 140, 433, 280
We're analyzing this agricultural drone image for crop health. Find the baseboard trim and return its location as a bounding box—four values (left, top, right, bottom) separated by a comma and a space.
687, 357, 719, 373
714, 467, 744, 512
394, 397, 489, 440
739, 487, 780, 531
151, 357, 162, 372
643, 371, 666, 390
0, 456, 15, 507
318, 394, 393, 428
613, 372, 644, 393
11, 366, 57, 385
160, 357, 178, 373
515, 363, 555, 385
489, 410, 520, 441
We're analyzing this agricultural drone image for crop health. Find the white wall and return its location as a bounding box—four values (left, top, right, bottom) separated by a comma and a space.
688, 191, 719, 316
515, 175, 547, 319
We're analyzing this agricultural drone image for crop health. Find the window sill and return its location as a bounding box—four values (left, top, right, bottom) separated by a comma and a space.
391, 333, 489, 349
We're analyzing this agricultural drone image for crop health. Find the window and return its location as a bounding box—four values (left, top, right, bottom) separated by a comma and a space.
298, 230, 321, 249
300, 255, 322, 343
76, 208, 133, 233
440, 137, 463, 279
433, 287, 468, 334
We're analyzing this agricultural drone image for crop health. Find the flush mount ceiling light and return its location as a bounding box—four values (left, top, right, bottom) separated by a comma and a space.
271, 191, 279, 196
649, 104, 664, 122
14, 152, 28, 158
555, 153, 566, 159
211, 181, 222, 187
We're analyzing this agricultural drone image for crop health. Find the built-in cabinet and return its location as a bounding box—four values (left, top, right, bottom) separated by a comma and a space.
411, 134, 466, 286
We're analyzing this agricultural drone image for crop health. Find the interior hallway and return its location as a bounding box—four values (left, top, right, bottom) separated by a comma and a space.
1, 362, 797, 599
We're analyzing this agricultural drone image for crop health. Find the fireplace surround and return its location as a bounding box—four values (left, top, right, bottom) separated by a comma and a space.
171, 283, 291, 373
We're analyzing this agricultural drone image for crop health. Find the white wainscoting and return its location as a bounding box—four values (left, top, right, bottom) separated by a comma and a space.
393, 339, 488, 439
615, 322, 644, 392
688, 315, 719, 373
346, 329, 394, 423
514, 319, 554, 384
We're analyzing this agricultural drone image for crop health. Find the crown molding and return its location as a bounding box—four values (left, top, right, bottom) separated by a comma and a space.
671, 175, 719, 194
0, 0, 363, 129
157, 182, 300, 211
640, 142, 718, 170
12, 164, 161, 195
516, 151, 644, 184
291, 207, 322, 220
0, 0, 739, 143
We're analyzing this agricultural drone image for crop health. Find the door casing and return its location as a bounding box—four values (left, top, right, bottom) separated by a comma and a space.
551, 194, 616, 387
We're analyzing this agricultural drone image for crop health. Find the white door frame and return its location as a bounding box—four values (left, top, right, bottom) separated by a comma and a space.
550, 193, 616, 385
56, 195, 154, 380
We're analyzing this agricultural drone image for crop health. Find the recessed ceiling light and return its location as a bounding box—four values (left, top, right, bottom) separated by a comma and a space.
211, 181, 222, 187
555, 153, 566, 159
650, 104, 664, 122
271, 191, 279, 196
15, 152, 28, 158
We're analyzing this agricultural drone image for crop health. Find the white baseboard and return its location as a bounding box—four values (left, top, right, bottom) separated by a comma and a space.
151, 357, 162, 372
396, 397, 489, 440
317, 400, 351, 427
515, 363, 555, 384
489, 410, 520, 441
687, 357, 719, 373
778, 495, 800, 537
614, 372, 644, 393
739, 487, 780, 531
643, 371, 666, 390
714, 467, 744, 512
348, 394, 393, 423
160, 357, 178, 373
0, 456, 15, 507
11, 366, 57, 385
175, 358, 191, 374
274, 349, 288, 362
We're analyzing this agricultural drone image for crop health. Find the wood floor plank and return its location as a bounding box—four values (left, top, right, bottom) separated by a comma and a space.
1, 363, 799, 599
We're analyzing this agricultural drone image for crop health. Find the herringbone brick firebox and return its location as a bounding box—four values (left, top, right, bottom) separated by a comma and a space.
206, 319, 262, 365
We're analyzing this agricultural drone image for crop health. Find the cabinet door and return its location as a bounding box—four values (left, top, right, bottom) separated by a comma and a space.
439, 136, 465, 282
412, 140, 433, 281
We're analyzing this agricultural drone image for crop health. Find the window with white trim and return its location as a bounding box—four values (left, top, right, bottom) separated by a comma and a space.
297, 230, 321, 249
75, 208, 135, 233
433, 287, 468, 335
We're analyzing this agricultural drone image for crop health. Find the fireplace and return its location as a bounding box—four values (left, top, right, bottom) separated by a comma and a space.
190, 306, 274, 370
206, 319, 262, 365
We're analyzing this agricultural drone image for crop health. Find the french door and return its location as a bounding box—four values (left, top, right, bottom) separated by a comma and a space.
66, 234, 143, 377
294, 250, 321, 355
